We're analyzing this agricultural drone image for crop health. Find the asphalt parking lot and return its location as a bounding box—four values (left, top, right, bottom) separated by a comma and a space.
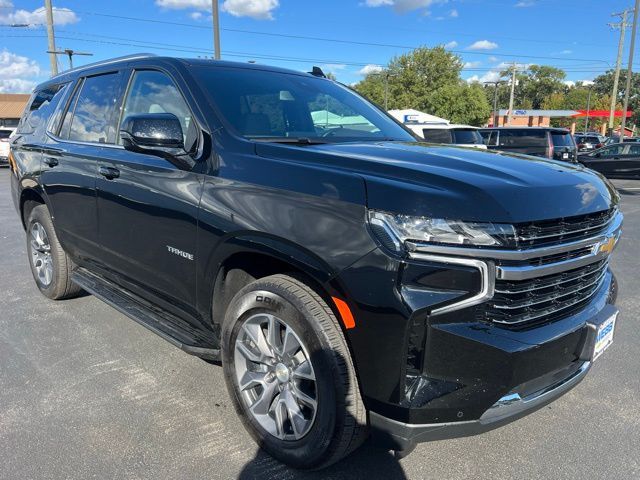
0, 168, 639, 480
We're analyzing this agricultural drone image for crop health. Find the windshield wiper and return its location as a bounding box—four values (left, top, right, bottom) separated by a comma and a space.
248, 137, 327, 145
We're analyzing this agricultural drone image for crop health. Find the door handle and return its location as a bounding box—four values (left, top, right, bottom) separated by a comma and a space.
43, 157, 59, 167
98, 166, 120, 179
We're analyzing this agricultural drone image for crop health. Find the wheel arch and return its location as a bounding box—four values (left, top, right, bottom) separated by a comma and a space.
19, 186, 48, 229
203, 233, 352, 339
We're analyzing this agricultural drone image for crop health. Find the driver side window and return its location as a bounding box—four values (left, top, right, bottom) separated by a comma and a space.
120, 70, 197, 152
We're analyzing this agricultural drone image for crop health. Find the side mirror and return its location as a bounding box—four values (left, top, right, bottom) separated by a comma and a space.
120, 113, 195, 170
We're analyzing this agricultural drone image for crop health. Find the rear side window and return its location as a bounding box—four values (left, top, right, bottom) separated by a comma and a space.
452, 129, 483, 145
63, 72, 122, 143
480, 130, 497, 146
422, 128, 452, 143
16, 83, 67, 135
0, 129, 12, 139
551, 132, 574, 147
497, 130, 546, 147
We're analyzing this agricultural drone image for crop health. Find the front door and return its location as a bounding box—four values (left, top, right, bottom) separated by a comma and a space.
95, 69, 204, 318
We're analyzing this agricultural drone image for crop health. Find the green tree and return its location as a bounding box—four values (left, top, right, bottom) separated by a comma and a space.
593, 70, 640, 128
355, 46, 490, 125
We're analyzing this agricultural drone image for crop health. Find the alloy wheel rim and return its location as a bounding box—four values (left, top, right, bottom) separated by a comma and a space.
234, 313, 318, 441
29, 222, 53, 287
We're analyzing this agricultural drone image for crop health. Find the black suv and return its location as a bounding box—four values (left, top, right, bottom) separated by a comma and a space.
480, 127, 578, 162
9, 55, 621, 469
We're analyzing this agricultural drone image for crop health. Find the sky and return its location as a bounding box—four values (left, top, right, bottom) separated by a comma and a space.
0, 0, 637, 93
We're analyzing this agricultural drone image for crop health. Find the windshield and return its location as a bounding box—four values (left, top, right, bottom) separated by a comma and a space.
452, 128, 483, 144
192, 66, 415, 143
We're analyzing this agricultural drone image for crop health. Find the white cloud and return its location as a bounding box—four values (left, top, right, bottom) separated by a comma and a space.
0, 49, 40, 79
467, 40, 498, 50
0, 78, 36, 93
466, 70, 502, 84
0, 0, 14, 8
449, 9, 458, 17
563, 80, 575, 87
0, 49, 41, 93
358, 64, 384, 76
464, 61, 482, 68
222, 0, 279, 19
0, 5, 78, 26
156, 0, 210, 8
559, 49, 572, 55
190, 11, 204, 20
364, 0, 446, 14
156, 0, 279, 20
515, 0, 536, 6
444, 40, 458, 49
488, 56, 498, 62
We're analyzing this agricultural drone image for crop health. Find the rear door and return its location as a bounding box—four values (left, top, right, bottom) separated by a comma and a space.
44, 71, 126, 263
94, 68, 204, 318
611, 144, 640, 178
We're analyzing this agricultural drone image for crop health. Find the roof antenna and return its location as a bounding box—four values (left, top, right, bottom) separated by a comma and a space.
309, 66, 327, 78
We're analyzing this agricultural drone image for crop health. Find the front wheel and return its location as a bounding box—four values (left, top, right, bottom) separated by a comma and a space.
221, 274, 367, 469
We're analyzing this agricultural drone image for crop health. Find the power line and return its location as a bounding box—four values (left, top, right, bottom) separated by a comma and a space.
68, 10, 612, 66
1, 32, 614, 75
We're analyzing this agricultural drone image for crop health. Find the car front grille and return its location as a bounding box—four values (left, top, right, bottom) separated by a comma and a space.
511, 208, 617, 248
485, 259, 609, 327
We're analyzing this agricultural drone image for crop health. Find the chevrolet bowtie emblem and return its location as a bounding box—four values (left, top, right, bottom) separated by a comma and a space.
599, 236, 616, 255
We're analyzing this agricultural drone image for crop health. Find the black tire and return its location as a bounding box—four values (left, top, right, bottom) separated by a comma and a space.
26, 204, 82, 300
221, 274, 367, 469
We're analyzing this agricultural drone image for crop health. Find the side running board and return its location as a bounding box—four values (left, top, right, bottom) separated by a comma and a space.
71, 268, 220, 361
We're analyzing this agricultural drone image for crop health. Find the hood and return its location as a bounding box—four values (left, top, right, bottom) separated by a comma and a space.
255, 141, 618, 223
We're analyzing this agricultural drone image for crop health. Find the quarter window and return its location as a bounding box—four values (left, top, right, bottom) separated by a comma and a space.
16, 83, 67, 134
67, 72, 122, 143
120, 70, 197, 151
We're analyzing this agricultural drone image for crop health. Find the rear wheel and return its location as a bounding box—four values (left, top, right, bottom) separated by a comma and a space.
26, 204, 82, 300
221, 274, 367, 469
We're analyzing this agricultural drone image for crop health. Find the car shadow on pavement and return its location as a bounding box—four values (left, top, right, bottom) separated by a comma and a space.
238, 439, 408, 480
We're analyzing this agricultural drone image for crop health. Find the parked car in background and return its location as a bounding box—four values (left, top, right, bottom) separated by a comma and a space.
578, 143, 640, 179
480, 127, 577, 162
0, 127, 16, 166
574, 133, 604, 152
410, 123, 487, 149
604, 136, 640, 145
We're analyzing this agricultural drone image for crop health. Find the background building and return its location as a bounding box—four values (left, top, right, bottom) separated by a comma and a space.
0, 93, 30, 127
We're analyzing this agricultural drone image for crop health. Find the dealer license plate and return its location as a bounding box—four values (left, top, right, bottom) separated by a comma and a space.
593, 313, 617, 361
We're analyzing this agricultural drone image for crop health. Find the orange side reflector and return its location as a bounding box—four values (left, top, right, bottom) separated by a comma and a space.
332, 297, 356, 329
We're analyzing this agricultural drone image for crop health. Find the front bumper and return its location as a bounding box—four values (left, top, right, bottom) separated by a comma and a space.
369, 301, 618, 451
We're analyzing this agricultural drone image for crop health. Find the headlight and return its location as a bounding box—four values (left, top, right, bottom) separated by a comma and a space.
369, 210, 515, 251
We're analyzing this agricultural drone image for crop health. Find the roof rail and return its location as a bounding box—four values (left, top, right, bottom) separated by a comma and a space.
50, 53, 157, 79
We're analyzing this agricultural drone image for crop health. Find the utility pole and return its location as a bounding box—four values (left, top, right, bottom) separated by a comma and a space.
621, 0, 640, 136
608, 9, 630, 135
507, 63, 517, 126
47, 49, 93, 70
44, 0, 58, 76
585, 84, 593, 133
212, 0, 221, 59
484, 80, 505, 126
384, 71, 389, 110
